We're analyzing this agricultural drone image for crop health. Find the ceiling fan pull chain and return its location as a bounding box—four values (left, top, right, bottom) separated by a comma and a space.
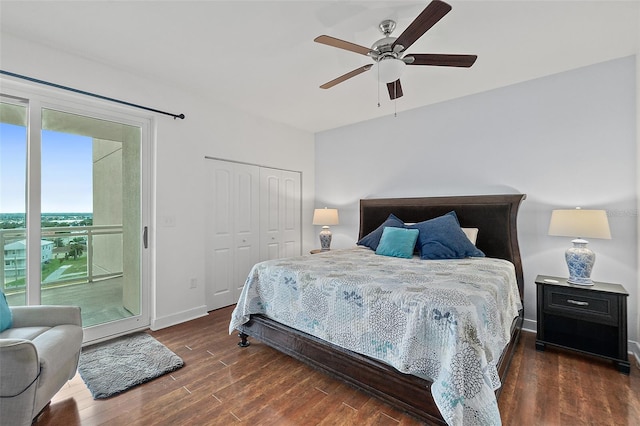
394, 86, 397, 117
377, 64, 381, 107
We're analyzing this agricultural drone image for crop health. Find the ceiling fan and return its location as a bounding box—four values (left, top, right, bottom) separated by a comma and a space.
314, 0, 477, 100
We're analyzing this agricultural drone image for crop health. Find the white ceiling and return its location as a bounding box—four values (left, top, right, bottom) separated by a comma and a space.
1, 1, 638, 133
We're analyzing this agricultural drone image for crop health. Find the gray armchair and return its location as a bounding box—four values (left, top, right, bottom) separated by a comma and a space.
0, 306, 83, 425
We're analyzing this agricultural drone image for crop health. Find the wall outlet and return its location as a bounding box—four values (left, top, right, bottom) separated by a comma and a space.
189, 278, 197, 289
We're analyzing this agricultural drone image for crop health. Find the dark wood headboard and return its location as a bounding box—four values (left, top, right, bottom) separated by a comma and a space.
359, 194, 526, 300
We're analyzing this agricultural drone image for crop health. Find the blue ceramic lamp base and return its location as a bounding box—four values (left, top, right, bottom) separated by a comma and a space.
565, 239, 595, 285
319, 226, 332, 251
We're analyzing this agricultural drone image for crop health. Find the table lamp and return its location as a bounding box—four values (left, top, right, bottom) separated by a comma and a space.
312, 208, 339, 250
548, 207, 611, 285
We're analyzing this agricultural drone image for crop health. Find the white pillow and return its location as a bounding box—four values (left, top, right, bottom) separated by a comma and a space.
461, 228, 479, 245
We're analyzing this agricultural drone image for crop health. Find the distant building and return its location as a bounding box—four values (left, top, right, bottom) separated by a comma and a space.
3, 239, 54, 279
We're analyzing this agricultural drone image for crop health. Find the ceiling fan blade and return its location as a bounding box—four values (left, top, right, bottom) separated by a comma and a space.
392, 0, 452, 53
314, 35, 372, 56
320, 64, 373, 89
387, 80, 403, 100
405, 53, 477, 67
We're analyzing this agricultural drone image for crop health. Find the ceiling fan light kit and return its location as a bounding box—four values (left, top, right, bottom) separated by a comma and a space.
377, 58, 406, 83
314, 0, 477, 101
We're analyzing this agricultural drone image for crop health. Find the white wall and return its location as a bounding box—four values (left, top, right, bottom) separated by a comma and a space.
636, 7, 640, 363
0, 33, 316, 329
315, 56, 638, 352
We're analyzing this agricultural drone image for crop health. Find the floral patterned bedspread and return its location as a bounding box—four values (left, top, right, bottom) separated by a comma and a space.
229, 247, 522, 425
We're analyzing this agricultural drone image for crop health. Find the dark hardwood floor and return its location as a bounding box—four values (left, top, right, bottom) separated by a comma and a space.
36, 306, 640, 425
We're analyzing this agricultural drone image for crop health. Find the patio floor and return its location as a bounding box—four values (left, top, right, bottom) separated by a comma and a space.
5, 276, 133, 327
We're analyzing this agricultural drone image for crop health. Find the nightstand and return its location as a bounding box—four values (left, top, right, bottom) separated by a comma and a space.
535, 275, 629, 374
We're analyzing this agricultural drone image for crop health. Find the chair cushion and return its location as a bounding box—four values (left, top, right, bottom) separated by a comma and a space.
0, 326, 51, 341
32, 325, 83, 391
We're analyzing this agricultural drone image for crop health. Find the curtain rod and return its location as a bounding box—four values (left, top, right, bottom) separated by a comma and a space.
0, 70, 185, 120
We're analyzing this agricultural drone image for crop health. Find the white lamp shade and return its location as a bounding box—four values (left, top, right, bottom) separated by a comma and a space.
377, 58, 405, 83
548, 209, 611, 239
312, 208, 339, 226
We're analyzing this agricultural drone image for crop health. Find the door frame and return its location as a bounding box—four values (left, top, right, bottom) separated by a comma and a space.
1, 79, 154, 344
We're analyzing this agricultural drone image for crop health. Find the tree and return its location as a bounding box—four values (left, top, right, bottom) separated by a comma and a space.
67, 239, 84, 260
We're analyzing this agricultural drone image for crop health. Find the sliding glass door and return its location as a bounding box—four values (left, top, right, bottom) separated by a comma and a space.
0, 88, 151, 343
0, 98, 27, 306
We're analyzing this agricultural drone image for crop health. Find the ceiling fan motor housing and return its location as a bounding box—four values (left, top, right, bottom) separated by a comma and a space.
370, 36, 399, 62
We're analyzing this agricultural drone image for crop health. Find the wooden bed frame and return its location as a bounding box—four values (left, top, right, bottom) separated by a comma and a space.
236, 194, 526, 424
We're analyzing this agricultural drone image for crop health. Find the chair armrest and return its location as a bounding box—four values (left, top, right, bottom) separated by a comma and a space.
0, 339, 40, 398
10, 306, 82, 328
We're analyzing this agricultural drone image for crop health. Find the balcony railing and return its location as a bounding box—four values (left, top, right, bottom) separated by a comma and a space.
1, 225, 123, 293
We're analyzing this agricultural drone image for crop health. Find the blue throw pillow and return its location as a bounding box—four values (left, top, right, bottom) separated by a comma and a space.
357, 213, 405, 251
0, 291, 12, 332
408, 211, 485, 260
376, 227, 419, 259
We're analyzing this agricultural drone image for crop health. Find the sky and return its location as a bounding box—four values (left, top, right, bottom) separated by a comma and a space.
0, 123, 93, 213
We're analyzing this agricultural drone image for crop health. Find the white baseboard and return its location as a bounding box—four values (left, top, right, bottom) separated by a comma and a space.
630, 339, 640, 369
151, 305, 208, 331
522, 318, 536, 333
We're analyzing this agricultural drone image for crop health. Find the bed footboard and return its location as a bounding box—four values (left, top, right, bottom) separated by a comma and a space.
239, 314, 447, 424
238, 310, 523, 424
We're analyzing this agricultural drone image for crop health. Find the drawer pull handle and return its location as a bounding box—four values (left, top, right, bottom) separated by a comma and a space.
567, 299, 589, 306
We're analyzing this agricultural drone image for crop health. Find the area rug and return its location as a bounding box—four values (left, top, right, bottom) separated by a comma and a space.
78, 332, 184, 399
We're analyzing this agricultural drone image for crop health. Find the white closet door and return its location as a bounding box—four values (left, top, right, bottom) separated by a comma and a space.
205, 160, 234, 310
280, 170, 301, 258
232, 164, 260, 299
260, 167, 301, 260
205, 159, 259, 311
260, 168, 282, 260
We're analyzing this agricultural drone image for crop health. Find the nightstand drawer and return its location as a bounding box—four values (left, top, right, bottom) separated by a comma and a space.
544, 287, 618, 325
